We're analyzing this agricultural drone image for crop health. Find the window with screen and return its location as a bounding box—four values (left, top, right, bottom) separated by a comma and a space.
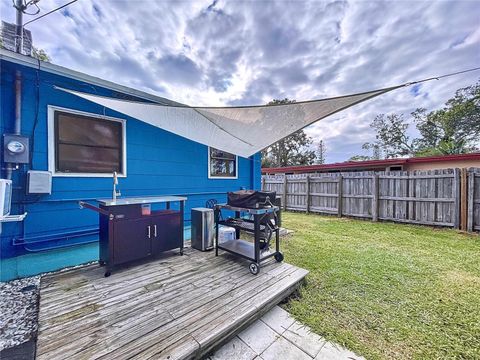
53, 110, 124, 174
209, 148, 237, 178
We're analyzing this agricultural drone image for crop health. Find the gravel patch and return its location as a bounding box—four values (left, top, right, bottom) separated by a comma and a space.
0, 260, 97, 351
0, 276, 40, 351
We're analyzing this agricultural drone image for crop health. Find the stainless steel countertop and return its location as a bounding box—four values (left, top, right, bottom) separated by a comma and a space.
97, 196, 187, 206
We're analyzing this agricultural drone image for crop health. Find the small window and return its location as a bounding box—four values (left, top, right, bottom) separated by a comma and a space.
209, 147, 237, 179
50, 109, 126, 176
388, 166, 403, 172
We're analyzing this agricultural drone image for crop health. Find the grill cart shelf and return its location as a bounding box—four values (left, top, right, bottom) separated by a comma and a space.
80, 196, 186, 277
214, 204, 283, 275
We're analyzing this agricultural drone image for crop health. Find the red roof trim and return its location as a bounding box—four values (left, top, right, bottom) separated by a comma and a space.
262, 153, 480, 174
405, 152, 480, 163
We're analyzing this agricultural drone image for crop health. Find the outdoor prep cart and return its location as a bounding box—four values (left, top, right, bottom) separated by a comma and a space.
214, 203, 283, 275
79, 196, 186, 277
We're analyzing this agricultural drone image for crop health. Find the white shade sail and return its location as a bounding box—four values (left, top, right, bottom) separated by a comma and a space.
59, 85, 404, 158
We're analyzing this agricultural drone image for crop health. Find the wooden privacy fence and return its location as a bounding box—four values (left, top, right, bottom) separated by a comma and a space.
262, 168, 480, 232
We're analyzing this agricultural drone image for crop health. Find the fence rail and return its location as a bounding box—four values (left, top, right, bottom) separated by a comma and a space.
262, 168, 480, 232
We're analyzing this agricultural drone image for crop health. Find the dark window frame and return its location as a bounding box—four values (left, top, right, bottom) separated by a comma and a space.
53, 110, 125, 175
208, 147, 238, 179
388, 166, 403, 172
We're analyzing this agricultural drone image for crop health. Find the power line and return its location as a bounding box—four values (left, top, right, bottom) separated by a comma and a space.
23, 0, 78, 26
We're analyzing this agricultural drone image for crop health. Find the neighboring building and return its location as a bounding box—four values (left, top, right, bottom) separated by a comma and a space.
262, 153, 480, 175
0, 21, 32, 56
1, 49, 261, 281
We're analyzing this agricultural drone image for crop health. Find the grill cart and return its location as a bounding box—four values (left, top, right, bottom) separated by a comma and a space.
214, 203, 283, 275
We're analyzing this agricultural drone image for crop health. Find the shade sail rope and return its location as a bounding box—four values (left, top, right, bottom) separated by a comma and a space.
55, 66, 480, 158
402, 66, 480, 86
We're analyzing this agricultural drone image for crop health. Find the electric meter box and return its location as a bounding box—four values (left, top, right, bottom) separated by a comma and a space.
27, 171, 52, 194
3, 134, 30, 164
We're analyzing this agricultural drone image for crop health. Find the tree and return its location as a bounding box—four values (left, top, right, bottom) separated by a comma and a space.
315, 140, 327, 164
412, 82, 480, 155
361, 142, 383, 160
32, 46, 51, 62
348, 155, 371, 161
262, 130, 316, 167
261, 99, 316, 167
361, 81, 480, 159
367, 113, 416, 158
349, 142, 383, 161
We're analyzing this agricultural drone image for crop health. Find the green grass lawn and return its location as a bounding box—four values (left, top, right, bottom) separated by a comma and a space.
280, 212, 480, 360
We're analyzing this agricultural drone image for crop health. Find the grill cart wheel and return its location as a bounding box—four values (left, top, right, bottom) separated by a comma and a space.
274, 252, 284, 263
249, 262, 260, 275
104, 271, 111, 277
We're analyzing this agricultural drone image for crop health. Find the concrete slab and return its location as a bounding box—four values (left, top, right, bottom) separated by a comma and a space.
213, 306, 364, 360
238, 320, 280, 354
283, 321, 326, 358
261, 337, 311, 360
209, 337, 257, 360
314, 341, 365, 360
261, 306, 296, 335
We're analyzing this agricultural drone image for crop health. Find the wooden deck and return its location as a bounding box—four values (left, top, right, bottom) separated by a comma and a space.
36, 248, 308, 360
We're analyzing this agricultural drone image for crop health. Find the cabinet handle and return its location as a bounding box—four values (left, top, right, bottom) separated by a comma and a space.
154, 225, 157, 238
147, 225, 151, 238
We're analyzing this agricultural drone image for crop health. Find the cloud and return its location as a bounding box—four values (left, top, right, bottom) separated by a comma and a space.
1, 0, 478, 162
155, 54, 203, 86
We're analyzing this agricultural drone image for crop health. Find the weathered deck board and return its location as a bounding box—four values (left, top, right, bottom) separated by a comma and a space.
36, 248, 308, 360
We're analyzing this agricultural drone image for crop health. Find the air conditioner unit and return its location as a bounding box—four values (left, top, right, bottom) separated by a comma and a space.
0, 179, 13, 219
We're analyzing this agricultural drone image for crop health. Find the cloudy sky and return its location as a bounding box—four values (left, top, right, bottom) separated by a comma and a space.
2, 0, 479, 162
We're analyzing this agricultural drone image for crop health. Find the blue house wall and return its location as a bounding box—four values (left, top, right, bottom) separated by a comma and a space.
0, 57, 261, 281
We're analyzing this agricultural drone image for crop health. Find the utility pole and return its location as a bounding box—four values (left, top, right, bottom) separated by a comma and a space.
315, 140, 327, 165
14, 0, 25, 54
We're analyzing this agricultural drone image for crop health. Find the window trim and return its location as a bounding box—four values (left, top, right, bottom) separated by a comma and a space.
208, 147, 238, 180
48, 106, 127, 177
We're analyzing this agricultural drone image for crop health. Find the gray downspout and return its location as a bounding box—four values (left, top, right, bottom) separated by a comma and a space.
4, 71, 22, 180
2, 0, 24, 242
2, 71, 22, 239
6, 0, 24, 179
14, 70, 22, 135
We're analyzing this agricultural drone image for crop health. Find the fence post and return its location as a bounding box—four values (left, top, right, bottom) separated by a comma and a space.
453, 168, 461, 229
460, 168, 468, 231
261, 176, 266, 191
337, 175, 343, 217
467, 169, 475, 232
372, 174, 379, 221
306, 175, 311, 214
408, 173, 414, 221
283, 175, 288, 211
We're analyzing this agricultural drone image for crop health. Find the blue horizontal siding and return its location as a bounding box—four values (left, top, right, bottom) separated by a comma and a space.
0, 59, 261, 281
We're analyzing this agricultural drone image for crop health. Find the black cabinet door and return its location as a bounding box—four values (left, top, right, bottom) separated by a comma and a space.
151, 213, 182, 254
112, 218, 152, 265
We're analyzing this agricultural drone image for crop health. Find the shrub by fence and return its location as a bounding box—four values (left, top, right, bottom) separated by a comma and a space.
262, 168, 479, 232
